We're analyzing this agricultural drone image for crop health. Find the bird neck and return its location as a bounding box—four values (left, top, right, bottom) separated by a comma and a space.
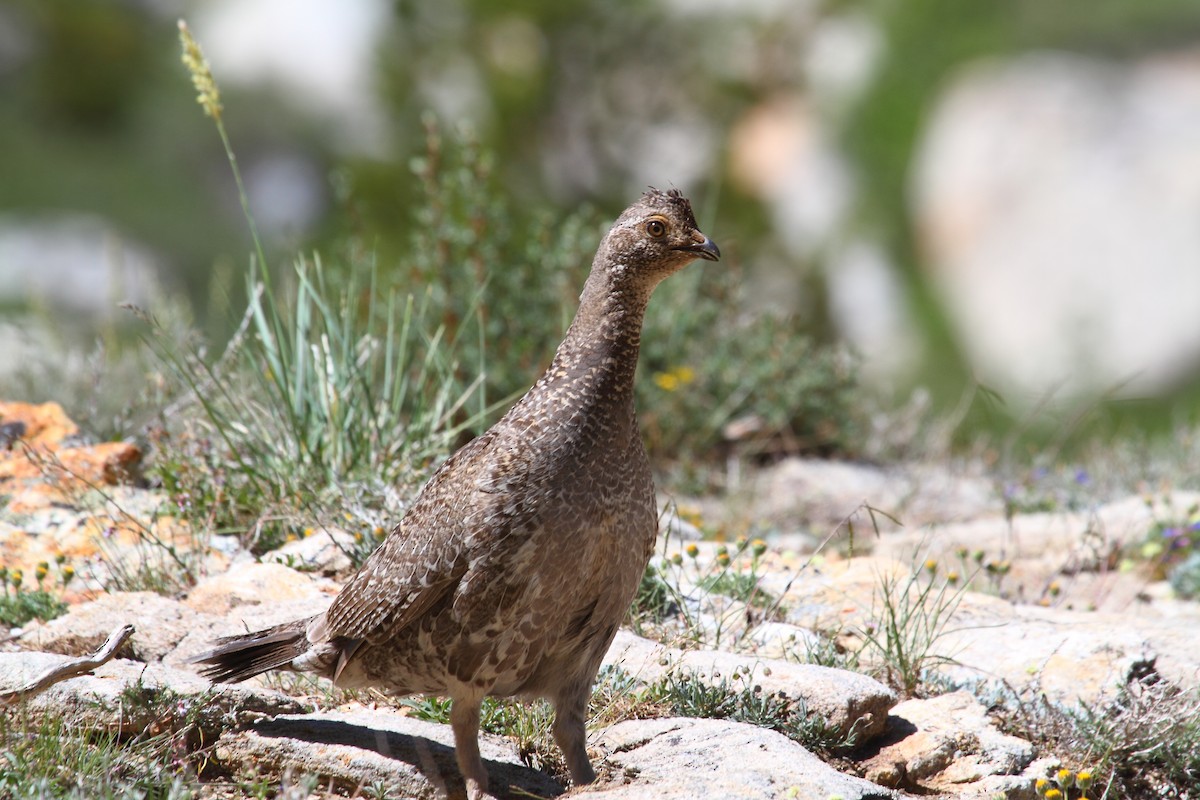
544, 269, 651, 408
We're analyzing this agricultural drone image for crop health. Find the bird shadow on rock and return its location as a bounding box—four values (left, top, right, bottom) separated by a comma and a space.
249, 716, 564, 800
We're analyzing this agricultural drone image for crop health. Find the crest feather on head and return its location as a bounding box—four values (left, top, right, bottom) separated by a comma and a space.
641, 187, 697, 227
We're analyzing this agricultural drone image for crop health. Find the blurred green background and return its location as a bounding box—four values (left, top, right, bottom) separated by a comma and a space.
5, 0, 1200, 457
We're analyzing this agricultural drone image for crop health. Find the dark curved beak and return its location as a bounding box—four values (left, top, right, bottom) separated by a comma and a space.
676, 233, 720, 262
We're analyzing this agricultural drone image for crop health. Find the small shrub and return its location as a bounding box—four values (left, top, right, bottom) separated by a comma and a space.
998, 672, 1200, 799
1136, 497, 1200, 584
1168, 551, 1200, 599
655, 670, 855, 757
0, 563, 71, 627
0, 589, 66, 628
639, 269, 865, 462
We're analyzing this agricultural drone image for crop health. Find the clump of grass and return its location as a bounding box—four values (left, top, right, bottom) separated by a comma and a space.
154, 26, 512, 548
997, 671, 1200, 800
143, 253, 492, 551
653, 668, 855, 757
0, 681, 204, 799
801, 628, 863, 674
858, 555, 978, 697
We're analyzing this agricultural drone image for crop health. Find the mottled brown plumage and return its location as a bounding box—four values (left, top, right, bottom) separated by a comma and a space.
188, 189, 719, 798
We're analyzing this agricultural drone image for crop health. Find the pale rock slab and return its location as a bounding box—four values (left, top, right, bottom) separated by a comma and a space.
184, 560, 336, 615
0, 651, 309, 738
261, 527, 358, 576
862, 691, 1034, 794
603, 629, 896, 741
586, 717, 897, 799
874, 492, 1200, 614
721, 457, 998, 533
17, 591, 213, 662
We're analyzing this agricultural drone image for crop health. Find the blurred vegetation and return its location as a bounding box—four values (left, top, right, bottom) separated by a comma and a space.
4, 0, 1200, 463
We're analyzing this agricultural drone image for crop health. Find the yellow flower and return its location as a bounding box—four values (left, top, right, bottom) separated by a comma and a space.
652, 366, 696, 392
685, 543, 699, 559
924, 558, 938, 575
653, 372, 680, 391
1055, 768, 1074, 788
61, 566, 75, 585
1044, 790, 1063, 800
35, 563, 49, 584
1076, 770, 1094, 790
303, 527, 315, 538
670, 552, 683, 566
1048, 581, 1061, 597
716, 552, 731, 568
1035, 778, 1049, 796
751, 539, 767, 558
946, 571, 959, 585
177, 20, 223, 120
11, 569, 22, 590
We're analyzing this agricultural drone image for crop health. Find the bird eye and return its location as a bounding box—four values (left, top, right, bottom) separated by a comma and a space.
645, 219, 667, 238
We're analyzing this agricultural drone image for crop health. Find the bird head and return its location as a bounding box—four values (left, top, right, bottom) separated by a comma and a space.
596, 188, 720, 293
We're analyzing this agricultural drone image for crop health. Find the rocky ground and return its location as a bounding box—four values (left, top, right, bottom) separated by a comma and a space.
2, 400, 1198, 799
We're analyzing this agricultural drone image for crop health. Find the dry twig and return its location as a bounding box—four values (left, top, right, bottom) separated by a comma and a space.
0, 624, 135, 706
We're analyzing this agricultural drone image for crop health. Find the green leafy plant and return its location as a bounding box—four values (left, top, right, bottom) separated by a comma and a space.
0, 562, 70, 627
654, 670, 855, 757
0, 588, 66, 628
1135, 497, 1200, 585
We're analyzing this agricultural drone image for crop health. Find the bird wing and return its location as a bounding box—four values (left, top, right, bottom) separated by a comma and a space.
315, 427, 541, 646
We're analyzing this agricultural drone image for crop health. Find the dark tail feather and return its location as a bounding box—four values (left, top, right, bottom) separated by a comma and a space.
187, 619, 311, 684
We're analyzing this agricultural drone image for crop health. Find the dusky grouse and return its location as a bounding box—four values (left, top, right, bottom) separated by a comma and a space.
189, 188, 720, 798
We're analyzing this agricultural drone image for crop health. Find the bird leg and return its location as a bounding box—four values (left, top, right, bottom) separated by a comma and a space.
450, 696, 490, 799
553, 687, 597, 786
